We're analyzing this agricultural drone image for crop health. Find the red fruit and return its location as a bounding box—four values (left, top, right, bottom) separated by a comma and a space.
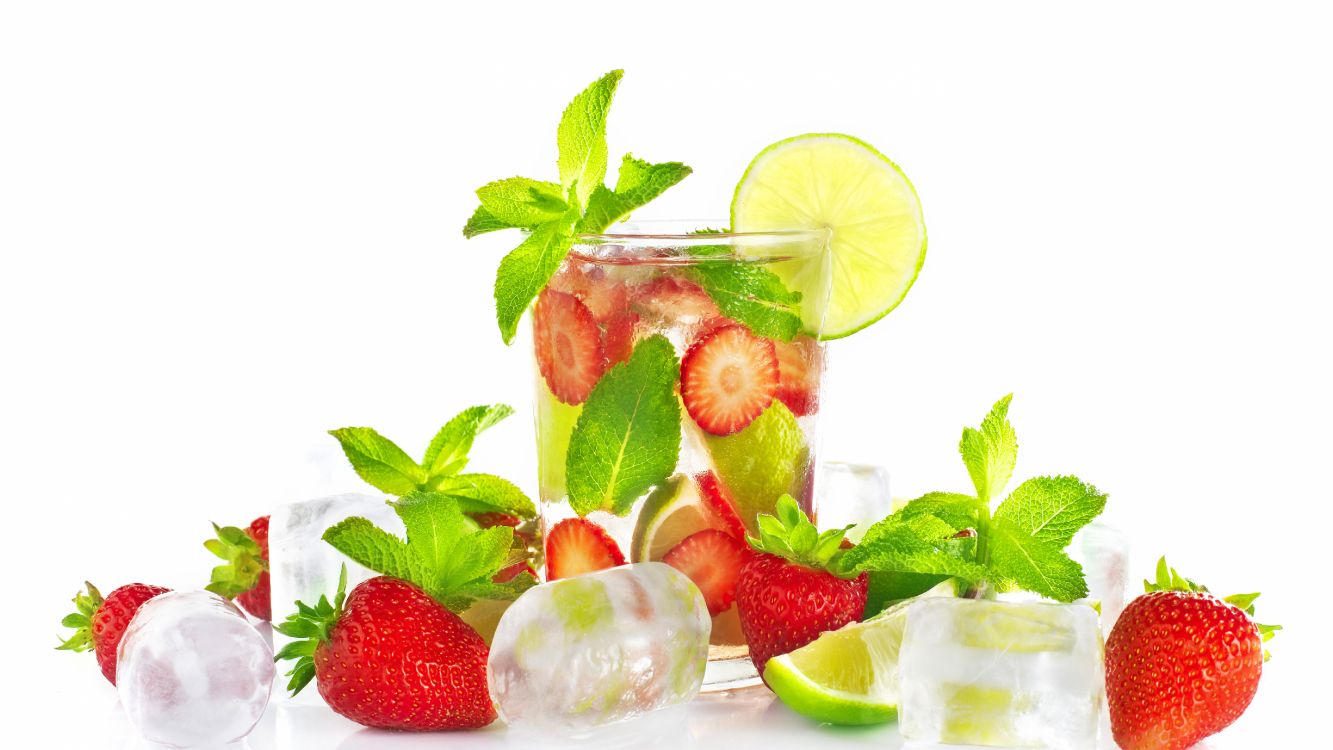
1106, 587, 1265, 750
470, 512, 520, 528
494, 561, 537, 584
313, 577, 495, 730
631, 276, 720, 322
737, 553, 868, 675
534, 288, 605, 405
204, 515, 272, 621
602, 310, 640, 366
58, 582, 171, 685
694, 471, 747, 540
680, 324, 779, 435
237, 515, 271, 621
544, 518, 626, 580
551, 264, 629, 322
773, 337, 822, 417
662, 529, 749, 616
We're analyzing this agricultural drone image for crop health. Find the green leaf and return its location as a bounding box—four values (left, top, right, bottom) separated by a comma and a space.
429, 472, 536, 519
274, 565, 347, 696
686, 261, 803, 341
557, 70, 622, 209
56, 582, 105, 653
463, 205, 512, 238
578, 154, 692, 233
899, 492, 979, 531
565, 335, 681, 516
421, 404, 515, 479
477, 177, 568, 227
959, 394, 1018, 503
493, 208, 578, 344
321, 516, 417, 582
843, 515, 988, 580
987, 519, 1088, 602
327, 427, 424, 495
204, 522, 267, 599
993, 476, 1107, 549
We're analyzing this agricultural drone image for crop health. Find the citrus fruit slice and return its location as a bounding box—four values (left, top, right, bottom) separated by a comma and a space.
765, 578, 958, 725
704, 400, 807, 533
630, 475, 711, 562
731, 133, 926, 339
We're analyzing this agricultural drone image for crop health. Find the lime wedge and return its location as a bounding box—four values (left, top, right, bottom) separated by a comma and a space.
731, 133, 926, 339
765, 578, 958, 725
630, 475, 709, 562
705, 400, 807, 534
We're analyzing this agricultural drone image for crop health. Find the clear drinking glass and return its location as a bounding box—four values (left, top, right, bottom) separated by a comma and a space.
530, 222, 831, 690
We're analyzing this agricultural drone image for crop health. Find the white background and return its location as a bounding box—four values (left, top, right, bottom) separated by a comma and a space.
3, 1, 1330, 747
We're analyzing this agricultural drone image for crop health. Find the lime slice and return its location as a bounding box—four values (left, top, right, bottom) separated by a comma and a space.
765, 579, 958, 725
535, 383, 582, 500
630, 475, 709, 562
731, 133, 926, 339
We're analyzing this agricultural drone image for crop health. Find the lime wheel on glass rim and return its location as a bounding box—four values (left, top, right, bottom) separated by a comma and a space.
732, 133, 927, 339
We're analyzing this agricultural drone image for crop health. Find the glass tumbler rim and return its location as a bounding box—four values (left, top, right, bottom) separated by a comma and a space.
569, 220, 830, 266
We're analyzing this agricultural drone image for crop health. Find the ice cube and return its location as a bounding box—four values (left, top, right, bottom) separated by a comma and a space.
815, 461, 891, 541
116, 590, 274, 748
1071, 522, 1130, 635
269, 493, 402, 705
488, 562, 711, 733
899, 597, 1104, 749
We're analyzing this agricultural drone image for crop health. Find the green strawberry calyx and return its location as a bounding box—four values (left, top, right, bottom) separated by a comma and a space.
204, 523, 266, 599
55, 582, 104, 652
747, 494, 858, 578
1146, 556, 1282, 659
273, 566, 348, 695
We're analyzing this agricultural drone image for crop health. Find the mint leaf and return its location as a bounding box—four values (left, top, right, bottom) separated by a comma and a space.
993, 475, 1106, 549
844, 514, 987, 581
327, 427, 424, 495
557, 70, 622, 208
578, 154, 692, 233
477, 177, 567, 227
421, 404, 515, 479
322, 515, 417, 582
322, 491, 515, 611
430, 472, 536, 518
462, 205, 512, 238
566, 334, 681, 516
959, 394, 1018, 503
987, 519, 1088, 602
493, 206, 578, 343
899, 492, 979, 531
864, 571, 951, 618
687, 261, 803, 341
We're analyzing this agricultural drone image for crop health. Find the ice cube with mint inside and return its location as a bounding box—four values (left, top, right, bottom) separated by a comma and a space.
898, 597, 1104, 749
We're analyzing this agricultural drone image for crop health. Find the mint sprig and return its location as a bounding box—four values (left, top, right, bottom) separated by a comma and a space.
462, 70, 692, 343
565, 334, 681, 516
845, 395, 1107, 613
329, 403, 535, 518
687, 260, 804, 341
321, 491, 533, 613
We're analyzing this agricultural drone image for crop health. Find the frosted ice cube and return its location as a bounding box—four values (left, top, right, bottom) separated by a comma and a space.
488, 562, 711, 733
1071, 522, 1130, 635
899, 597, 1104, 750
269, 493, 401, 704
814, 461, 890, 542
116, 590, 274, 748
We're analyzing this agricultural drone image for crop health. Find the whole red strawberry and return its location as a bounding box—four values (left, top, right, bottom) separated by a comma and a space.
279, 574, 495, 731
57, 581, 171, 684
1105, 558, 1278, 750
735, 495, 868, 676
204, 515, 271, 621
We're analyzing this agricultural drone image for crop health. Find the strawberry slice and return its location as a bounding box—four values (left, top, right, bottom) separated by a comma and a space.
662, 529, 749, 616
493, 561, 537, 583
773, 336, 822, 417
544, 518, 626, 580
694, 471, 747, 540
680, 324, 779, 435
631, 276, 720, 322
534, 288, 606, 405
603, 310, 640, 367
550, 264, 628, 323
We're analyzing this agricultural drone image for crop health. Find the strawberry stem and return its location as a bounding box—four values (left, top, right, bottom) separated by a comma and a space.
273, 565, 348, 695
